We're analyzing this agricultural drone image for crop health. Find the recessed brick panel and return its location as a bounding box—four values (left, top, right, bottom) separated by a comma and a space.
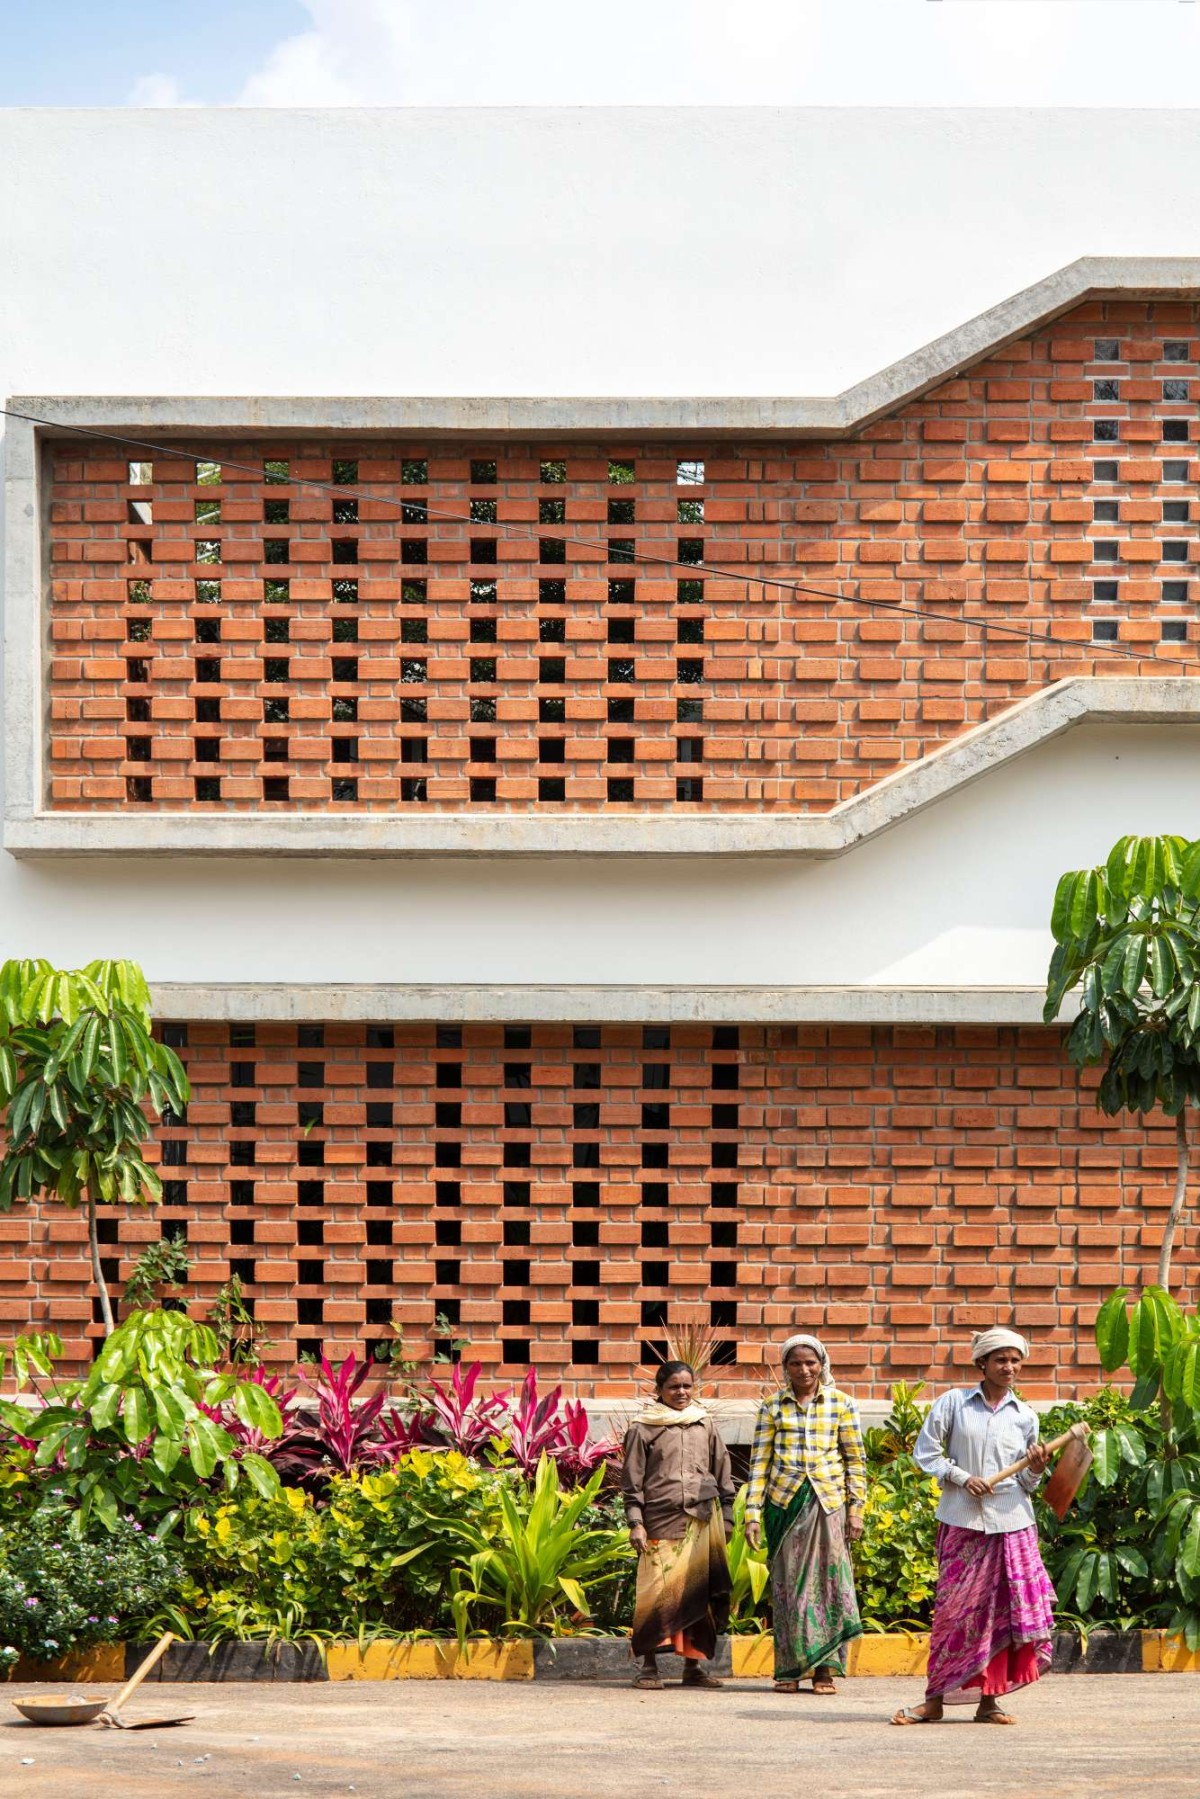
46, 299, 1198, 816
0, 1021, 1186, 1398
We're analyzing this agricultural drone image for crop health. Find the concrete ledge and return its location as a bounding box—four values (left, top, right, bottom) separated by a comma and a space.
149, 982, 1065, 1027
3, 1631, 1172, 1682
10, 678, 1199, 860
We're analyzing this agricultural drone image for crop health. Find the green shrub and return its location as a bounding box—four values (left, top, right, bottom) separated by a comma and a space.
163, 1450, 509, 1641
159, 1449, 631, 1645
853, 1457, 940, 1630
1037, 1386, 1183, 1633
0, 1505, 181, 1667
445, 1455, 631, 1642
0, 1310, 282, 1535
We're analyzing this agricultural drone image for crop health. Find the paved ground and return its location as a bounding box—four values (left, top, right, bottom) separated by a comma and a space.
1, 1675, 1194, 1799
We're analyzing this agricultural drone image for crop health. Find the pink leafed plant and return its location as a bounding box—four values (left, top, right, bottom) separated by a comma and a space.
371, 1403, 436, 1463
499, 1368, 617, 1485
505, 1368, 572, 1476
424, 1360, 510, 1456
288, 1351, 388, 1476
557, 1397, 618, 1484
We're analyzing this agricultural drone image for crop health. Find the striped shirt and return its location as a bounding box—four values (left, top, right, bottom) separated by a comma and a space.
744, 1385, 867, 1523
914, 1386, 1044, 1536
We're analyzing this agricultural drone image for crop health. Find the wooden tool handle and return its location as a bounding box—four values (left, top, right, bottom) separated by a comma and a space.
983, 1421, 1090, 1492
108, 1630, 175, 1713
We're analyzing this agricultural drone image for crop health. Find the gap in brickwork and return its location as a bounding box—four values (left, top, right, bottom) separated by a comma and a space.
3, 1020, 1194, 1399
44, 299, 1199, 818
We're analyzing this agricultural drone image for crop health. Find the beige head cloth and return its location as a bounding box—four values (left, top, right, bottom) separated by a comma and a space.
970, 1326, 1030, 1364
780, 1333, 834, 1388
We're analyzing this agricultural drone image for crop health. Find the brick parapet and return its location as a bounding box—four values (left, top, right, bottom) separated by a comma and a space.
42, 298, 1199, 818
0, 1020, 1184, 1401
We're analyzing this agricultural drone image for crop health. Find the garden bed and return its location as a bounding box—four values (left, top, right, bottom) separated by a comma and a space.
9, 1631, 1200, 1683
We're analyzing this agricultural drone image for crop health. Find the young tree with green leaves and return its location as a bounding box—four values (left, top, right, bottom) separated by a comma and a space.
1044, 835, 1200, 1294
0, 959, 189, 1335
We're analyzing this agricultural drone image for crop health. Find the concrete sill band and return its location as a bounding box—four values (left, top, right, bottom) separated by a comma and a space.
8, 678, 1200, 860
9, 1632, 1197, 1684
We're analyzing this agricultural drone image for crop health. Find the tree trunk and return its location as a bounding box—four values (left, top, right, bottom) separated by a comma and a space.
1156, 1109, 1190, 1293
86, 1186, 115, 1336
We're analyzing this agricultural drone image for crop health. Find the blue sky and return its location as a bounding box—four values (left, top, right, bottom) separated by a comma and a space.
0, 1, 304, 105
2, 1, 1200, 108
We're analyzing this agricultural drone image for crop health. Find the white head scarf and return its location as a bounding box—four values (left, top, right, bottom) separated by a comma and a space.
780, 1333, 834, 1388
971, 1326, 1029, 1365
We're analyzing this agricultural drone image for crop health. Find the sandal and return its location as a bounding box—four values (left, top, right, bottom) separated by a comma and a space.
890, 1706, 942, 1726
681, 1668, 723, 1689
774, 1680, 800, 1694
811, 1676, 836, 1696
633, 1671, 663, 1690
974, 1707, 1016, 1725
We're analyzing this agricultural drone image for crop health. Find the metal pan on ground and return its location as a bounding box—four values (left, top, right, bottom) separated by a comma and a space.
9, 1632, 194, 1731
11, 1695, 107, 1726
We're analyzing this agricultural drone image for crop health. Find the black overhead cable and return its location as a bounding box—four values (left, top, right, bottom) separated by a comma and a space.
2, 403, 1195, 676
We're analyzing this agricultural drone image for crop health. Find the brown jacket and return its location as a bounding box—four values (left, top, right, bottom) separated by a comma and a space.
621, 1414, 736, 1540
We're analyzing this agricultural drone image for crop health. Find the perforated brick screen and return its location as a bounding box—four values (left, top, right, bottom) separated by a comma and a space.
45, 299, 1196, 816
0, 1021, 1188, 1398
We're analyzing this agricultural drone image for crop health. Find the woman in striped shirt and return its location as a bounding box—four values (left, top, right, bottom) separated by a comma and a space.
744, 1333, 866, 1695
892, 1327, 1055, 1727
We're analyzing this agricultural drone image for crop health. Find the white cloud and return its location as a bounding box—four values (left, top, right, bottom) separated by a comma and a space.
237, 15, 368, 106
127, 72, 188, 108
120, 0, 1200, 108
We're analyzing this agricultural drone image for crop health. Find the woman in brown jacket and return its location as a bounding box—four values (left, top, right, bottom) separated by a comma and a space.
621, 1361, 735, 1690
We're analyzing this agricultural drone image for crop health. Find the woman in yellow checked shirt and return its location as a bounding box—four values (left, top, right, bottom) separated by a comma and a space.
744, 1333, 866, 1695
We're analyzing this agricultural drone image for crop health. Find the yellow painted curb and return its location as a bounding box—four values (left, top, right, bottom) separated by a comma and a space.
848, 1636, 929, 1678
326, 1641, 535, 1681
729, 1635, 930, 1678
1141, 1631, 1200, 1673
730, 1637, 774, 1678
7, 1644, 126, 1683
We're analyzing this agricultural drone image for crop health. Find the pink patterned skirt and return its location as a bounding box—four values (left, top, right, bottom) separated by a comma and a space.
926, 1523, 1055, 1703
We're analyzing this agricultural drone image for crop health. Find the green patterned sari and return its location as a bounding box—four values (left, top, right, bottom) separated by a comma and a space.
764, 1478, 862, 1681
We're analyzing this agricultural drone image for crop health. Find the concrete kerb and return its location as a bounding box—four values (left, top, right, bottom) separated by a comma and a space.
9, 1632, 1200, 1683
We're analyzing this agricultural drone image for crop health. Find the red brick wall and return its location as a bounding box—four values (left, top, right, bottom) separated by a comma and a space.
47, 297, 1195, 816
0, 1022, 1185, 1399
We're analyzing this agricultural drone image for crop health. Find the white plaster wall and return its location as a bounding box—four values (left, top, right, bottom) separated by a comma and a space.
3, 108, 1200, 996
5, 108, 1200, 400
0, 725, 1193, 990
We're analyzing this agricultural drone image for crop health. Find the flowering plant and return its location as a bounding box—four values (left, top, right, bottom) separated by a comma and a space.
0, 1504, 181, 1665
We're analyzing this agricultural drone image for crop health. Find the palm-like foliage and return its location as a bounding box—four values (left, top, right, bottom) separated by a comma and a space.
0, 959, 189, 1332
0, 1308, 282, 1531
1044, 835, 1200, 1290
1088, 1286, 1200, 1645
446, 1455, 630, 1643
725, 1486, 769, 1629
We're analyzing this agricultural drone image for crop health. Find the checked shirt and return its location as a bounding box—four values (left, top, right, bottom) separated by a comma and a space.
744, 1385, 867, 1525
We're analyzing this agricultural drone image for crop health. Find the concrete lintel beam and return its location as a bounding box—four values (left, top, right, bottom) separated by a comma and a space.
149, 983, 1067, 1024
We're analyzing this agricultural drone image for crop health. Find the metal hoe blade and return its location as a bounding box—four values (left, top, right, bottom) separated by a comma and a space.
1042, 1434, 1094, 1521
97, 1629, 193, 1730
101, 1711, 195, 1730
